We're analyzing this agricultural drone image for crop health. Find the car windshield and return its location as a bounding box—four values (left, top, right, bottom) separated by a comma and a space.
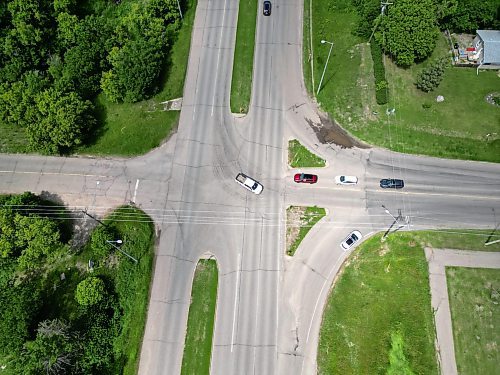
340, 176, 345, 182
252, 182, 258, 190
351, 233, 358, 241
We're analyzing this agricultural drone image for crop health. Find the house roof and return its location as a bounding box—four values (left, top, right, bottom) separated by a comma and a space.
477, 30, 500, 64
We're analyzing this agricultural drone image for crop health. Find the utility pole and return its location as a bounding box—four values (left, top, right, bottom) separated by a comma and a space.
368, 1, 393, 43
381, 205, 407, 240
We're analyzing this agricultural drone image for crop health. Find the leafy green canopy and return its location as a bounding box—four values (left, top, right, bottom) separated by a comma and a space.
378, 0, 438, 67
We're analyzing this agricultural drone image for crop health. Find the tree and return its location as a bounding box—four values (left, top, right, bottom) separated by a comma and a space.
26, 88, 96, 154
379, 0, 438, 67
102, 35, 165, 102
0, 70, 48, 127
75, 276, 106, 306
22, 319, 80, 375
15, 214, 62, 270
0, 281, 41, 356
439, 0, 499, 32
90, 225, 117, 260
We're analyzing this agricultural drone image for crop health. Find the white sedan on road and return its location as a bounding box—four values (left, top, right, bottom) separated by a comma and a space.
340, 230, 362, 250
335, 175, 358, 185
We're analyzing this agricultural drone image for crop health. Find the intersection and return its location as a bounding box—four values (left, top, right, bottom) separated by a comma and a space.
0, 0, 499, 374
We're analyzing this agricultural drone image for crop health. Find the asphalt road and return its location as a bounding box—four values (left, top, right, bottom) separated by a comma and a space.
0, 0, 499, 374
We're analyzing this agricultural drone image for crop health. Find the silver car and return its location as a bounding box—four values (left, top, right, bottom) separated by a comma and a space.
335, 175, 358, 185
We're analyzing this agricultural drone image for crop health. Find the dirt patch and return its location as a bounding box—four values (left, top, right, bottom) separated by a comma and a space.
306, 113, 369, 149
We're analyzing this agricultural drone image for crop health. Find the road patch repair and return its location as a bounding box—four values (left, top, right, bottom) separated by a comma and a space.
425, 247, 500, 375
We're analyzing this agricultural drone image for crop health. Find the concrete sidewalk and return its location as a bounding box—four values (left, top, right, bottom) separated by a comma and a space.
425, 248, 500, 375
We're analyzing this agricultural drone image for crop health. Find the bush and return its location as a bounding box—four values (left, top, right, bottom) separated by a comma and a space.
415, 58, 448, 92
370, 42, 389, 104
75, 277, 106, 307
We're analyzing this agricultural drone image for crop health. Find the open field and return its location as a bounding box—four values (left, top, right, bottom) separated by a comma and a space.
317, 232, 438, 374
181, 259, 218, 375
305, 0, 500, 162
446, 267, 500, 375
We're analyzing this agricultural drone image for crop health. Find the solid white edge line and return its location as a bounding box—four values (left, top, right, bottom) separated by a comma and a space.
231, 252, 241, 353
132, 179, 140, 203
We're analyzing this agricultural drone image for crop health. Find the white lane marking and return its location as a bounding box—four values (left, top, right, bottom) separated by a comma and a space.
132, 179, 140, 203
211, 0, 228, 116
0, 170, 110, 178
231, 252, 241, 352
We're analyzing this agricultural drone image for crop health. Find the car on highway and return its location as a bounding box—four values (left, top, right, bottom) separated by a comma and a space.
294, 173, 318, 184
380, 178, 404, 189
235, 173, 263, 194
340, 230, 362, 250
263, 1, 271, 16
335, 175, 358, 185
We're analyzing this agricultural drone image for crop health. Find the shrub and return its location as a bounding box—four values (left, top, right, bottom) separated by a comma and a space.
370, 42, 389, 105
75, 277, 106, 306
415, 58, 448, 92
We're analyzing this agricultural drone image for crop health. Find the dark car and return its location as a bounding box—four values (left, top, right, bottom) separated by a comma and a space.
294, 173, 318, 184
380, 178, 404, 189
263, 1, 271, 16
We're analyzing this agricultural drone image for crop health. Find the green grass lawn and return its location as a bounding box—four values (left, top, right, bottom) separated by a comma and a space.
317, 232, 438, 375
76, 94, 179, 156
446, 267, 500, 375
416, 229, 500, 252
288, 139, 326, 167
286, 206, 326, 256
181, 259, 218, 375
230, 0, 257, 114
305, 0, 500, 162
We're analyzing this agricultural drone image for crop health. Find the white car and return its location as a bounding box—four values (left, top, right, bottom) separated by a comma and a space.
335, 175, 358, 185
340, 230, 362, 250
235, 173, 263, 194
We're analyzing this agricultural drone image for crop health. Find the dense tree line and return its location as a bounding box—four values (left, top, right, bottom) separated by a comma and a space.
0, 193, 151, 373
0, 0, 182, 154
352, 0, 500, 66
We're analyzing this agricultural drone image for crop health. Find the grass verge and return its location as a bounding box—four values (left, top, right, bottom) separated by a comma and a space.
288, 139, 326, 168
446, 267, 500, 374
416, 229, 500, 252
305, 0, 500, 162
230, 0, 257, 114
181, 259, 218, 375
318, 232, 438, 374
286, 206, 326, 256
106, 207, 155, 375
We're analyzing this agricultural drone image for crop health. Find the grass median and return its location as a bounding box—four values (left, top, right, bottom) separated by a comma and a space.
230, 0, 257, 114
288, 139, 326, 168
181, 259, 219, 375
286, 206, 326, 256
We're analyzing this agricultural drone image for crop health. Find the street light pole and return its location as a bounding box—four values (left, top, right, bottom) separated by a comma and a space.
106, 240, 138, 264
316, 39, 334, 95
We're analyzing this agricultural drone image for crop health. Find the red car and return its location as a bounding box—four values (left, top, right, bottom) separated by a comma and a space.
294, 173, 318, 184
